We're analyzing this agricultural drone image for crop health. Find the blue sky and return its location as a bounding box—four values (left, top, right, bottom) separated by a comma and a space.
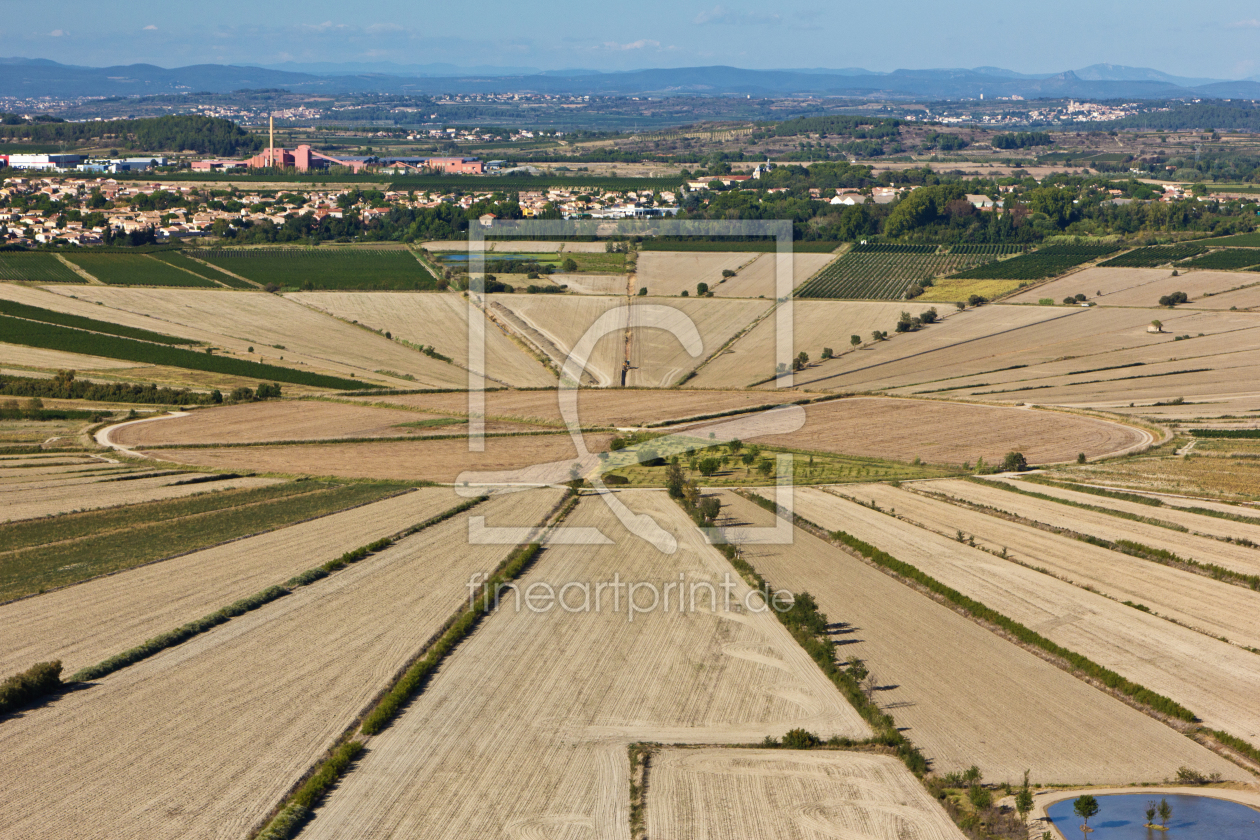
3, 1, 1260, 79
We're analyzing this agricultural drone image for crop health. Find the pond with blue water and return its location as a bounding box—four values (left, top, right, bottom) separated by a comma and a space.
438, 253, 554, 263
1045, 793, 1260, 839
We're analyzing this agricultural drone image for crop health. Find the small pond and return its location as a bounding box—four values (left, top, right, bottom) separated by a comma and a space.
1045, 793, 1260, 839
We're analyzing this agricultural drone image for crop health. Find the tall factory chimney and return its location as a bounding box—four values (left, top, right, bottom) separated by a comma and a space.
269, 115, 275, 168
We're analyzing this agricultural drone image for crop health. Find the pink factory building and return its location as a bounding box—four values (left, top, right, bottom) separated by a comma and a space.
192, 148, 483, 175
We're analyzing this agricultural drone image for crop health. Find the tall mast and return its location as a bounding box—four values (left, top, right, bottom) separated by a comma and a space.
269, 114, 275, 168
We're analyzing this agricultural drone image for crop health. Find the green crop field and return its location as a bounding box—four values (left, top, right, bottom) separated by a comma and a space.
198, 248, 438, 290
948, 244, 1119, 281
437, 250, 625, 273
153, 251, 257, 288
63, 253, 221, 287
0, 299, 197, 345
795, 251, 994, 299
0, 314, 366, 389
637, 240, 838, 253
948, 244, 1028, 255
0, 481, 406, 599
1099, 244, 1206, 267
0, 252, 86, 283
1178, 249, 1260, 270
1199, 232, 1260, 247
849, 243, 938, 254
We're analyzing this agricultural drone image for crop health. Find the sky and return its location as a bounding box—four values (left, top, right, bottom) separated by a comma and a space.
3, 1, 1260, 80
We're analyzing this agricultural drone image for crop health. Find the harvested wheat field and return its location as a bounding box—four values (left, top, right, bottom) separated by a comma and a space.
144, 432, 612, 482
0, 472, 281, 523
636, 251, 760, 296
0, 486, 461, 675
938, 477, 1260, 574
716, 492, 1225, 783
709, 252, 835, 298
786, 304, 1081, 392
625, 297, 772, 387
1189, 282, 1260, 310
1095, 271, 1260, 308
831, 482, 1260, 650
1007, 267, 1175, 304
690, 301, 937, 389
41, 285, 464, 389
109, 400, 539, 448
779, 486, 1260, 748
551, 272, 630, 295
489, 294, 627, 385
350, 388, 801, 428
0, 341, 143, 371
284, 292, 556, 388
729, 397, 1149, 465
648, 749, 965, 840
297, 490, 869, 840
1059, 454, 1260, 500
0, 488, 561, 840
0, 460, 127, 481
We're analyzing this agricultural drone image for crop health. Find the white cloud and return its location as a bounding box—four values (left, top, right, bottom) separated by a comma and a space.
365, 23, 404, 35
693, 5, 780, 26
143, 24, 158, 31
1228, 19, 1260, 29
48, 29, 65, 37
602, 39, 661, 51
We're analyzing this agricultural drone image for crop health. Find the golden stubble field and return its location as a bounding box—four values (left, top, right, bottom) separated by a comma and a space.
348, 388, 796, 427
731, 397, 1150, 466
0, 472, 281, 523
295, 490, 871, 840
109, 400, 539, 448
0, 489, 562, 840
647, 749, 966, 840
716, 492, 1233, 784
38, 285, 465, 389
782, 487, 1260, 749
832, 483, 1260, 651
285, 291, 557, 388
143, 433, 614, 482
0, 486, 460, 675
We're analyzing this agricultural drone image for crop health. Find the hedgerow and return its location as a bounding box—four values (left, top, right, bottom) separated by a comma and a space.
0, 661, 62, 715
0, 314, 366, 390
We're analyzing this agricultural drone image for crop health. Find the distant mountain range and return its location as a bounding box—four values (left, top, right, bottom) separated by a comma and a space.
3, 57, 1260, 101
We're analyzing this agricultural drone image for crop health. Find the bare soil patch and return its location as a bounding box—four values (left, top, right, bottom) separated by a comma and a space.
0, 473, 280, 523
144, 433, 613, 482
648, 749, 967, 840
735, 396, 1147, 466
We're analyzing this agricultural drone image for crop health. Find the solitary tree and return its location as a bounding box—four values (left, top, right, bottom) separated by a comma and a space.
1144, 801, 1158, 827
1073, 794, 1100, 831
1015, 771, 1034, 825
1157, 798, 1172, 828
1001, 451, 1028, 472
697, 281, 709, 296
560, 257, 577, 271
850, 334, 862, 348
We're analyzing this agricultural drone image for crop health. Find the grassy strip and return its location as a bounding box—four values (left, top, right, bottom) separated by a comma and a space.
1026, 475, 1260, 525
740, 490, 1198, 723
0, 661, 61, 715
71, 587, 289, 681
136, 429, 572, 450
1208, 730, 1260, 767
1020, 474, 1164, 506
0, 482, 408, 601
252, 493, 574, 840
1113, 539, 1260, 592
70, 496, 488, 683
711, 491, 928, 774
0, 298, 198, 345
359, 540, 545, 735
0, 480, 318, 552
965, 476, 1188, 531
641, 394, 842, 429
256, 742, 365, 840
0, 314, 366, 390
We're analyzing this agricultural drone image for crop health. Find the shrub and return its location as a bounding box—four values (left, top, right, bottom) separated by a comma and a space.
781, 728, 822, 749
0, 661, 62, 714
1001, 451, 1028, 471
1159, 291, 1189, 307
637, 287, 647, 296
